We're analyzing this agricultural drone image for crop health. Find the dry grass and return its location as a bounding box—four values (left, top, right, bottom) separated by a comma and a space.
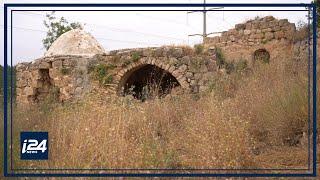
12, 93, 254, 169
4, 48, 318, 174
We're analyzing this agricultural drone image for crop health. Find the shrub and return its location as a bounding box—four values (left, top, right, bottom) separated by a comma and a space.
215, 47, 225, 68
102, 74, 113, 85
91, 64, 114, 86
235, 59, 248, 72
60, 67, 70, 75
194, 44, 204, 54
122, 59, 132, 67
225, 62, 235, 74
131, 52, 141, 62
294, 25, 309, 42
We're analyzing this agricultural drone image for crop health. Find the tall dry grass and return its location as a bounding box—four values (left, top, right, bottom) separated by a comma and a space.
12, 92, 254, 170
8, 50, 316, 172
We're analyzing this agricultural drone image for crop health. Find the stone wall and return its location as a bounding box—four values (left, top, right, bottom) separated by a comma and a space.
16, 46, 220, 104
204, 16, 297, 66
16, 16, 315, 105
16, 55, 91, 104
90, 46, 219, 94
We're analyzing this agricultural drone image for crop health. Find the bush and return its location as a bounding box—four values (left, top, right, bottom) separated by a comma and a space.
91, 64, 114, 86
60, 67, 70, 75
122, 59, 132, 67
293, 21, 312, 42
131, 52, 141, 62
225, 62, 235, 74
215, 47, 225, 68
194, 44, 204, 54
235, 59, 248, 72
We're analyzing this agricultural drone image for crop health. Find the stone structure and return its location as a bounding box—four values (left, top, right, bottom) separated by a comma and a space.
204, 16, 297, 66
45, 29, 105, 57
15, 16, 314, 104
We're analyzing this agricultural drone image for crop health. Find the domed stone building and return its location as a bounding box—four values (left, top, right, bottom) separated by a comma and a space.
44, 29, 105, 57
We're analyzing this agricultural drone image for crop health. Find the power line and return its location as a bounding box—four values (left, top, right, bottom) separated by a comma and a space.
0, 25, 47, 33
187, 0, 223, 42
14, 11, 187, 42
135, 12, 199, 31
0, 25, 163, 46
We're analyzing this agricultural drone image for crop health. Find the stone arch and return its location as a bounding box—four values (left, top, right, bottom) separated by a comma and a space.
253, 48, 270, 64
113, 58, 190, 99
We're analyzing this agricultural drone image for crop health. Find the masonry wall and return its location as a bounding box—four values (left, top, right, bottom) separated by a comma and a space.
16, 46, 222, 104
91, 46, 219, 94
204, 16, 297, 66
16, 55, 91, 104
16, 16, 315, 105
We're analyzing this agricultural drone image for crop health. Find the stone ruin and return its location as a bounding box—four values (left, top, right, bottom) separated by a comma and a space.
15, 16, 315, 104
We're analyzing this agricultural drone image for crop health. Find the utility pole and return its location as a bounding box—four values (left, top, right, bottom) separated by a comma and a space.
203, 0, 207, 40
188, 0, 223, 43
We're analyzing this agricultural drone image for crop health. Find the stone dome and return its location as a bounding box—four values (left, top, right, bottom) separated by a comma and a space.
45, 29, 105, 57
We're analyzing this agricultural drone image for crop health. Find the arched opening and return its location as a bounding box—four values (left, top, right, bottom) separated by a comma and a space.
253, 49, 270, 64
119, 64, 180, 101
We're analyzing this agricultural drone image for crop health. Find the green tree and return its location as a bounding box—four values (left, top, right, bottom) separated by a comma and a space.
42, 11, 83, 50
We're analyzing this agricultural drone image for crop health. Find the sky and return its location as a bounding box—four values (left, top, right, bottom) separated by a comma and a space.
0, 0, 312, 65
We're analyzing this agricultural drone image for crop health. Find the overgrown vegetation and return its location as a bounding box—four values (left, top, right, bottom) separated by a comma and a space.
60, 67, 70, 75
90, 64, 115, 86
43, 11, 83, 50
215, 47, 249, 74
122, 59, 132, 67
215, 47, 226, 68
9, 51, 317, 171
194, 44, 204, 54
294, 20, 310, 42
131, 52, 141, 62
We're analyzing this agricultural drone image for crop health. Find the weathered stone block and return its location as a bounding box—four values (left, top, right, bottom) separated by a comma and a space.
185, 72, 193, 78
279, 19, 289, 26
245, 23, 252, 30
253, 33, 264, 39
244, 30, 251, 35
264, 16, 275, 21
169, 48, 183, 58
39, 62, 51, 69
273, 26, 281, 31
24, 87, 35, 96
274, 31, 285, 39
261, 22, 269, 29
265, 32, 274, 40
52, 60, 63, 68
169, 57, 178, 65
178, 64, 188, 72
268, 20, 278, 27
229, 35, 236, 42
235, 23, 245, 30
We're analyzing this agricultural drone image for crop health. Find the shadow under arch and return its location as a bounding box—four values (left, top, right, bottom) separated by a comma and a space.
117, 64, 181, 100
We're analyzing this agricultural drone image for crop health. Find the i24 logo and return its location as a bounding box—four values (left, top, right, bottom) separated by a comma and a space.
20, 132, 49, 160
22, 139, 47, 154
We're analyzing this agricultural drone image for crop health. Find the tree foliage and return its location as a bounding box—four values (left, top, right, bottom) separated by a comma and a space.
42, 11, 83, 50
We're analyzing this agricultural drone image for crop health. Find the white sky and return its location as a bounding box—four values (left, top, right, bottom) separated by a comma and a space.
0, 0, 312, 65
